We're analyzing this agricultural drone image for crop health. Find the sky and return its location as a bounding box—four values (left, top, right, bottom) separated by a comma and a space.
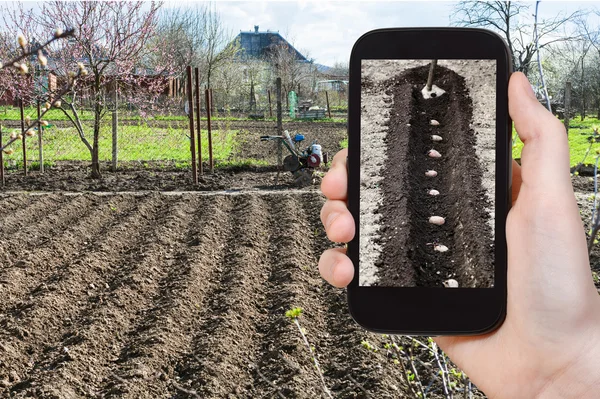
210, 0, 598, 66
5, 0, 600, 67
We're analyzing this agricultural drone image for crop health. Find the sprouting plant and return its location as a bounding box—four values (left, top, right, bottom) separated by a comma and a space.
361, 339, 378, 352
285, 307, 332, 398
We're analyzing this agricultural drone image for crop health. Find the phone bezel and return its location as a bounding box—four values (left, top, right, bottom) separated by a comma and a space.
347, 27, 512, 335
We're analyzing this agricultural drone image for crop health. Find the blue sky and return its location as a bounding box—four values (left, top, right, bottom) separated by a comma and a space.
212, 0, 598, 66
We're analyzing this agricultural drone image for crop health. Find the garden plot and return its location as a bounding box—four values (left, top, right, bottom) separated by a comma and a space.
360, 60, 496, 287
0, 192, 410, 398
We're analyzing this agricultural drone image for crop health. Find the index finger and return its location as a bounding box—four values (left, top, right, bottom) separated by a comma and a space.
321, 148, 348, 201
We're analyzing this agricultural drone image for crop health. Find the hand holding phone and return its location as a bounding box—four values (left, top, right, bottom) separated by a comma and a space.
319, 28, 600, 397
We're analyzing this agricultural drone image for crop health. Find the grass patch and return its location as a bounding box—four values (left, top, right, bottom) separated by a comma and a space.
512, 116, 600, 167
340, 138, 348, 149
1, 124, 239, 164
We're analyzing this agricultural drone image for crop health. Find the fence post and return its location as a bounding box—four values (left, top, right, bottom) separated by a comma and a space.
19, 98, 27, 176
564, 80, 571, 136
37, 100, 44, 173
111, 86, 118, 172
325, 91, 331, 118
205, 88, 214, 173
268, 89, 273, 118
194, 67, 202, 176
186, 66, 198, 185
0, 125, 4, 186
276, 78, 283, 185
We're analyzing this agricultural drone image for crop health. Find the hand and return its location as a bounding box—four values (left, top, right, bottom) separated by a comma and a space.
319, 72, 600, 398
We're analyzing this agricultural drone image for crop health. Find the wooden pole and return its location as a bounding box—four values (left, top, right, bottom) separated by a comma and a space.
37, 100, 44, 173
268, 89, 273, 118
111, 85, 118, 172
325, 91, 331, 118
205, 88, 213, 172
195, 67, 203, 176
564, 80, 571, 136
19, 98, 26, 176
0, 125, 4, 186
426, 60, 438, 91
187, 66, 198, 185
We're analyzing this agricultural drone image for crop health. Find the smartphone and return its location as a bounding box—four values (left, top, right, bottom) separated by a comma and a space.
346, 28, 512, 335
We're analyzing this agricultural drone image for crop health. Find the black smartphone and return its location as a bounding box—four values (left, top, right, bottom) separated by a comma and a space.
346, 28, 512, 335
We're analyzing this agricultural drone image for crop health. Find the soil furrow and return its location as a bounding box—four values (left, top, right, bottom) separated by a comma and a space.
245, 193, 329, 398
7, 195, 186, 398
0, 195, 64, 239
0, 194, 169, 397
0, 195, 126, 307
173, 194, 272, 398
99, 195, 234, 398
300, 193, 407, 398
379, 65, 494, 287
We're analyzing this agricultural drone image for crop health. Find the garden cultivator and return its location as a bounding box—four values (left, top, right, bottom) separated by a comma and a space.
260, 130, 325, 187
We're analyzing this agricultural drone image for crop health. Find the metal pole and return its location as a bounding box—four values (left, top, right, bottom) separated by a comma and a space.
186, 66, 198, 185
37, 100, 44, 173
205, 88, 213, 173
276, 78, 283, 185
0, 125, 4, 186
426, 60, 438, 91
268, 89, 273, 118
564, 80, 572, 136
325, 91, 331, 118
20, 98, 27, 175
111, 84, 118, 172
195, 67, 203, 176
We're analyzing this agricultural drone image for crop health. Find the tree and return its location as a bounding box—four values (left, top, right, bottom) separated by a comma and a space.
451, 1, 583, 77
266, 41, 314, 99
4, 1, 165, 178
156, 3, 237, 90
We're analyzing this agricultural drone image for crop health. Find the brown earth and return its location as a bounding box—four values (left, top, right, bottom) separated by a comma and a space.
0, 192, 484, 398
377, 65, 494, 288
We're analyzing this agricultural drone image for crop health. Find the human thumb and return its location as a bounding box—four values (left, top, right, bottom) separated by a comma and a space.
508, 72, 571, 196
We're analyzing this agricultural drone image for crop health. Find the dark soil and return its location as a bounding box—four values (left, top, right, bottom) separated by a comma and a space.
376, 65, 494, 288
0, 192, 463, 398
0, 161, 321, 192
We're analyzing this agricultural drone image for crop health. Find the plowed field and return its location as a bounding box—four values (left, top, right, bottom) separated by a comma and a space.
0, 192, 414, 398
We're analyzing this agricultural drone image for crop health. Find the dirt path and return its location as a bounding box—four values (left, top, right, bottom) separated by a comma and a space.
0, 192, 417, 398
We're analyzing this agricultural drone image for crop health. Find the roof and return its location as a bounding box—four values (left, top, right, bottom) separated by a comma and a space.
232, 26, 307, 61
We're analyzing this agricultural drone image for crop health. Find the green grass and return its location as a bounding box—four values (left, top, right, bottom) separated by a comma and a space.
512, 116, 600, 167
340, 138, 348, 149
2, 124, 239, 164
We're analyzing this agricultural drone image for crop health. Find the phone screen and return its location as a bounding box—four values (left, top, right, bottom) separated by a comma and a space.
359, 60, 496, 288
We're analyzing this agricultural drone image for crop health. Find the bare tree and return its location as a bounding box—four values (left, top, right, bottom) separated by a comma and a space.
4, 1, 164, 178
267, 41, 314, 99
452, 1, 583, 77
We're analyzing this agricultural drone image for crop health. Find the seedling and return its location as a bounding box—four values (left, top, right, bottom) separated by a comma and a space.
285, 307, 332, 398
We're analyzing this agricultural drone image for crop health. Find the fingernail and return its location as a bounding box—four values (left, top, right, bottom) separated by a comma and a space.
326, 212, 340, 229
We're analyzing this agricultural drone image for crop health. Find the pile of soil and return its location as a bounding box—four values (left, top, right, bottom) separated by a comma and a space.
376, 65, 494, 287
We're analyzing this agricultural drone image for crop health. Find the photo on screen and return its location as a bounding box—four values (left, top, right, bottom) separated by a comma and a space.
359, 59, 496, 288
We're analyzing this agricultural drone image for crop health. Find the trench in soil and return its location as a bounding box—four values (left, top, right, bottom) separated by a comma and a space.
376, 65, 494, 287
